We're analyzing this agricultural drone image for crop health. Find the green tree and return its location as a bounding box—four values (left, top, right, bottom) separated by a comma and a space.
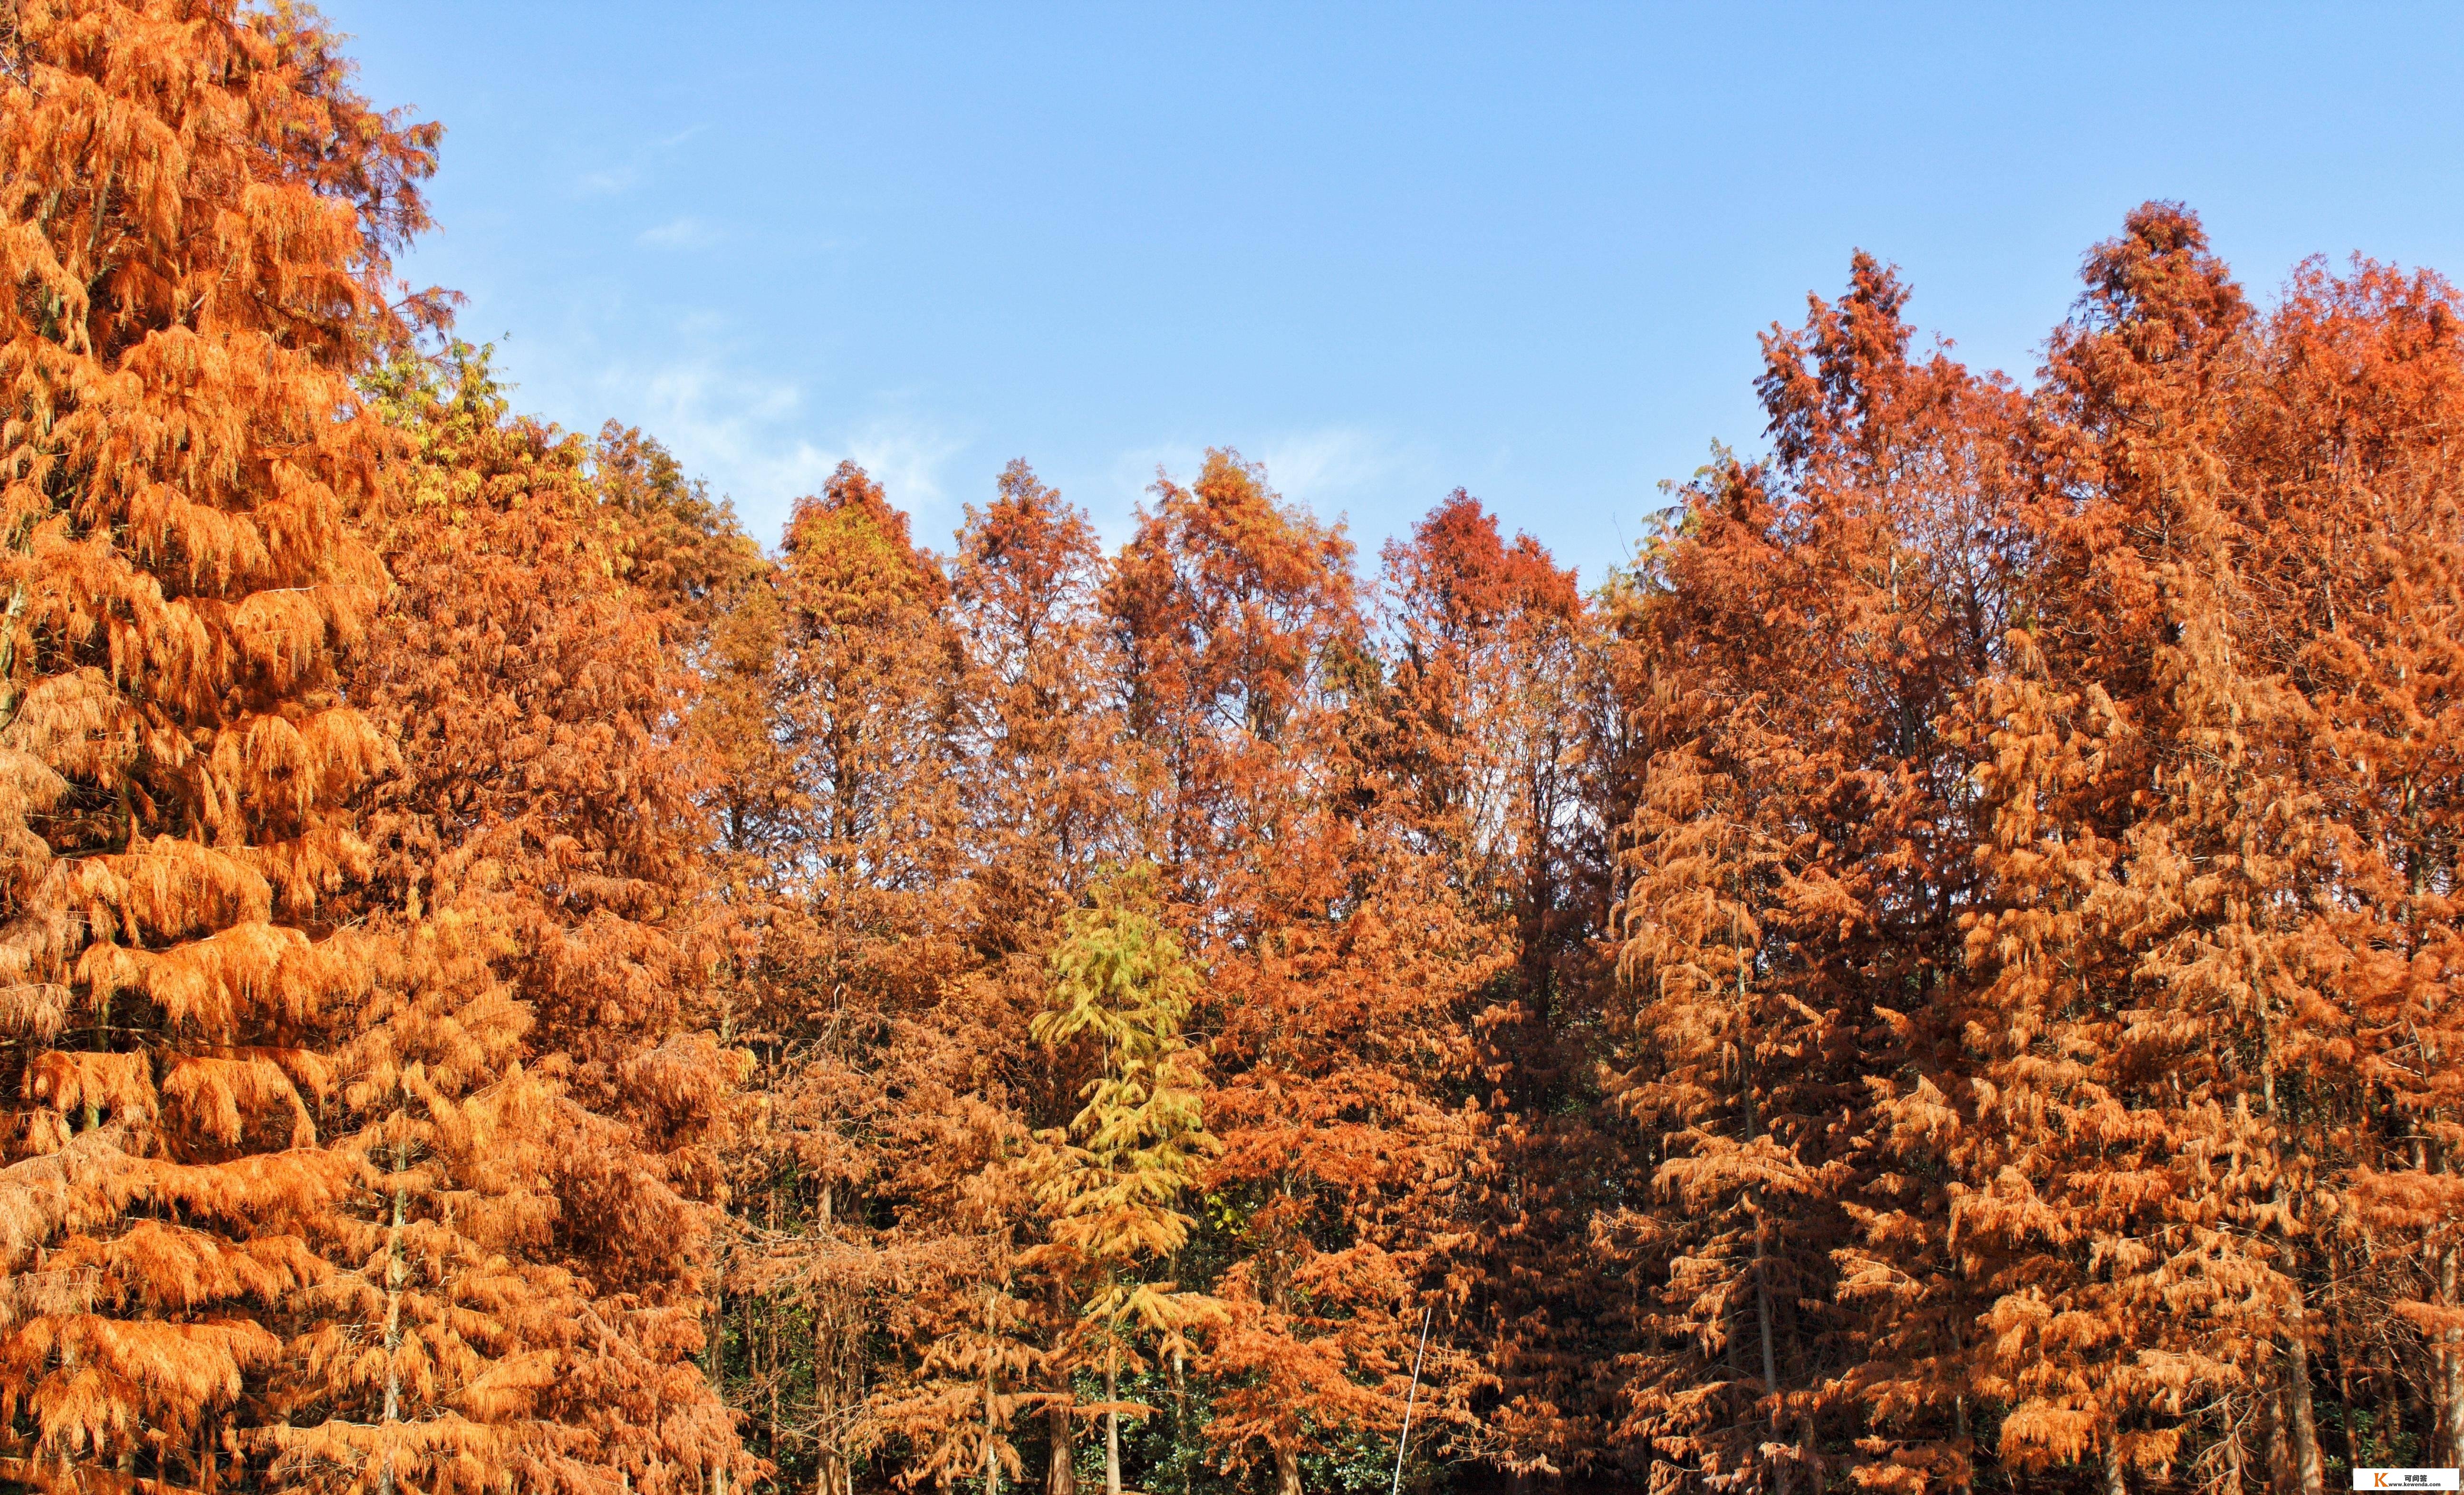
1022, 872, 1224, 1495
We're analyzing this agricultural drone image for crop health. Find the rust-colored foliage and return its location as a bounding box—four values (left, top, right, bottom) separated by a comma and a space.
1600, 212, 2464, 1495
1379, 494, 1619, 1478
14, 13, 2464, 1491
337, 350, 748, 1495
0, 2, 425, 1486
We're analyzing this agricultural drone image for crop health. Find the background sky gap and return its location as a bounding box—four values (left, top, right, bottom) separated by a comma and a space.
327, 0, 2464, 582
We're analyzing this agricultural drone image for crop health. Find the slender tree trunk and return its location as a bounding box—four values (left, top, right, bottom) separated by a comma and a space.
1049, 1278, 1078, 1495
770, 1183, 783, 1462
2329, 1250, 2363, 1472
986, 1290, 1003, 1495
986, 1380, 1003, 1495
2442, 1244, 2464, 1472
1273, 1442, 1302, 1495
742, 1286, 760, 1453
1753, 1209, 1789, 1495
2100, 1435, 2127, 1495
0, 577, 29, 734
1047, 1400, 1076, 1495
1174, 1344, 1190, 1495
2264, 1360, 2290, 1493
1952, 1391, 1972, 1495
1104, 1341, 1122, 1495
2283, 1314, 2324, 1495
378, 1138, 406, 1495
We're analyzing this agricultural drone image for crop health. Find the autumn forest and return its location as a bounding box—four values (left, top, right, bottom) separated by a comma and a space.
5, 7, 2463, 1495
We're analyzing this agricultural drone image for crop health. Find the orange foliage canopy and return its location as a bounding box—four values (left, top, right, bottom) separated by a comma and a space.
13, 9, 2464, 1495
0, 0, 428, 1486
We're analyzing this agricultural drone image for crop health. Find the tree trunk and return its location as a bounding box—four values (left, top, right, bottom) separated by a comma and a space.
1952, 1393, 1972, 1495
1273, 1442, 1303, 1495
770, 1185, 784, 1460
2100, 1436, 2127, 1495
2329, 1250, 2363, 1472
1047, 1399, 1076, 1495
2442, 1244, 2464, 1472
1104, 1342, 1122, 1495
379, 1141, 406, 1495
1753, 1210, 1789, 1495
2263, 1361, 2290, 1493
742, 1287, 760, 1454
983, 1289, 1003, 1495
2283, 1316, 2324, 1495
986, 1373, 1003, 1495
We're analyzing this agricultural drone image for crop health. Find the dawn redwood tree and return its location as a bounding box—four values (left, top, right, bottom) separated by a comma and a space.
1020, 871, 1222, 1495
711, 461, 987, 1495
2224, 257, 2464, 1478
1676, 255, 2021, 1495
1103, 449, 1360, 922
268, 904, 587, 1495
0, 2, 428, 1486
1378, 494, 1622, 1478
951, 461, 1126, 945
343, 349, 748, 1495
1952, 205, 2323, 1493
1380, 492, 1602, 1032
1107, 453, 1492, 1495
593, 420, 762, 635
1609, 453, 1860, 1495
1601, 251, 2036, 1495
945, 462, 1130, 1495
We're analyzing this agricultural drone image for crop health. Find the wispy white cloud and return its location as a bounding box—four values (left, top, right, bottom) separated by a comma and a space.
573, 125, 709, 199
582, 352, 965, 544
1255, 426, 1411, 511
1108, 426, 1416, 516
1107, 442, 1203, 502
461, 275, 961, 547
637, 216, 722, 250
627, 357, 832, 502
576, 165, 639, 197
845, 421, 968, 513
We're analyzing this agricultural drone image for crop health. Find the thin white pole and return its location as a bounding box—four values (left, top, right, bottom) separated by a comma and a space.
1391, 1305, 1434, 1495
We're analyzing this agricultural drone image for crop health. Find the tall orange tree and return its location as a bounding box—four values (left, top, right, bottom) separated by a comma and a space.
0, 1, 426, 1487
1106, 452, 1493, 1495
944, 461, 1130, 1495
338, 347, 749, 1495
1942, 206, 2318, 1494
1378, 493, 1620, 1479
2230, 258, 2464, 1477
1605, 254, 2006, 1493
705, 461, 988, 1495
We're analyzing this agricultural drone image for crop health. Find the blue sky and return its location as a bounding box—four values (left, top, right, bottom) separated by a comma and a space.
326, 1, 2464, 582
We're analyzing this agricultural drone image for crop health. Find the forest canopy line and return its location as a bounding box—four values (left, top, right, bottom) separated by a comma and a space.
1, 5, 2460, 1495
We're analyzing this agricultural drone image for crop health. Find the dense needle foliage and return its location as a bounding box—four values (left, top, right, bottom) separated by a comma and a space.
4, 7, 2462, 1495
